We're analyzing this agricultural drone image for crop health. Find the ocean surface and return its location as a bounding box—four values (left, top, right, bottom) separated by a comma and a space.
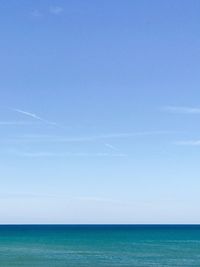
0, 225, 200, 266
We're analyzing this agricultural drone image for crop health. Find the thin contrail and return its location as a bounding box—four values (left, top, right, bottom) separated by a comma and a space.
12, 108, 57, 126
105, 143, 118, 151
14, 109, 43, 120
162, 106, 200, 114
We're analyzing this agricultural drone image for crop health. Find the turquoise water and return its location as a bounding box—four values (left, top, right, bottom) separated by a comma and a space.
0, 225, 200, 266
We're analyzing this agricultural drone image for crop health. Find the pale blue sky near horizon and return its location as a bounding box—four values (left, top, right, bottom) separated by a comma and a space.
1, 0, 200, 223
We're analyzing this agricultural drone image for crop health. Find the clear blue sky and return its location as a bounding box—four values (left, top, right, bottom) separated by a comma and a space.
1, 0, 200, 224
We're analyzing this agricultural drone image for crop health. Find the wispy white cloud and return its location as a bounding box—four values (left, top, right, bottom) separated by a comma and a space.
10, 151, 127, 158
12, 108, 57, 126
31, 6, 64, 18
175, 140, 200, 146
0, 193, 55, 199
105, 143, 118, 151
31, 9, 43, 17
74, 196, 124, 205
1, 130, 176, 144
49, 6, 64, 15
0, 121, 40, 126
163, 106, 200, 114
19, 130, 175, 143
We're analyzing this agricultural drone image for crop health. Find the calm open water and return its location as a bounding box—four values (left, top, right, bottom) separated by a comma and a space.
0, 225, 200, 266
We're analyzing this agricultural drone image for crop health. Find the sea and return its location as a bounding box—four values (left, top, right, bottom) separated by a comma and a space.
0, 225, 200, 266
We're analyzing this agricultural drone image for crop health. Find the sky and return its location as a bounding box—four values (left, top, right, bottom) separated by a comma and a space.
0, 0, 200, 224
